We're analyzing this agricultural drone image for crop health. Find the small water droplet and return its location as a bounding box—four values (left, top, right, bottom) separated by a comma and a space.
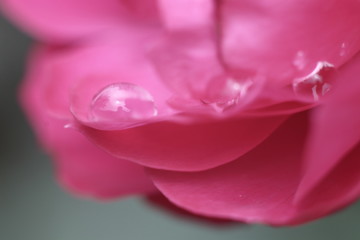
340, 42, 347, 57
90, 83, 157, 124
293, 51, 306, 70
293, 61, 335, 102
204, 77, 253, 113
64, 123, 75, 129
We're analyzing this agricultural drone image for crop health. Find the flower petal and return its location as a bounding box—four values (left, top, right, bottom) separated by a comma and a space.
0, 0, 124, 42
157, 0, 214, 30
294, 141, 360, 219
20, 46, 156, 199
148, 112, 357, 225
79, 114, 287, 172
221, 0, 360, 80
295, 52, 360, 202
55, 123, 157, 199
24, 30, 174, 123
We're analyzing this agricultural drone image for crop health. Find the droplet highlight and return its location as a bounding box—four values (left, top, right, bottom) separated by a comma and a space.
64, 123, 75, 129
89, 83, 157, 124
203, 77, 253, 113
293, 61, 335, 102
293, 51, 306, 70
340, 42, 347, 57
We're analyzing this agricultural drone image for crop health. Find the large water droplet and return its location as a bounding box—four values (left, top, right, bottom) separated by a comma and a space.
203, 77, 253, 113
293, 61, 335, 102
90, 83, 157, 125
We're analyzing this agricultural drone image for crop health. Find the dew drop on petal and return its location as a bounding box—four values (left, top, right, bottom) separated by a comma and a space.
64, 123, 75, 129
340, 42, 347, 57
89, 83, 157, 123
204, 77, 253, 113
292, 61, 335, 102
293, 51, 306, 70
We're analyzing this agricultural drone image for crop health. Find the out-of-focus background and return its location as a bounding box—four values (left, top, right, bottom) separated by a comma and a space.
1, 13, 360, 240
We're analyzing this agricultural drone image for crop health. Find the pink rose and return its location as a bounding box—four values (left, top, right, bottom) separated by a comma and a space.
2, 0, 360, 225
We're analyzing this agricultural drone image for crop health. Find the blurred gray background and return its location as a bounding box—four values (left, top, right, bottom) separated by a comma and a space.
1, 14, 360, 240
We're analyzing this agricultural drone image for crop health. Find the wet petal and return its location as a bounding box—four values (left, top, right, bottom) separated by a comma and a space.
20, 46, 156, 199
25, 31, 173, 124
295, 52, 360, 202
221, 0, 360, 81
67, 38, 174, 129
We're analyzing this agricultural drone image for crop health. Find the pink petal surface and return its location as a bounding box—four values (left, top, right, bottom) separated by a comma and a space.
221, 0, 360, 81
157, 0, 214, 30
6, 0, 360, 224
148, 22, 263, 116
55, 124, 157, 199
16, 26, 288, 173
295, 52, 360, 202
121, 0, 160, 23
79, 114, 286, 172
150, 0, 360, 115
148, 31, 223, 102
0, 0, 126, 42
20, 46, 156, 199
148, 112, 360, 225
25, 30, 174, 123
294, 141, 360, 215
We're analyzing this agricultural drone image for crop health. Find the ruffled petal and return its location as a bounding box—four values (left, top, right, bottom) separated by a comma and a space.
295, 52, 360, 202
20, 46, 156, 199
148, 112, 359, 225
0, 0, 124, 42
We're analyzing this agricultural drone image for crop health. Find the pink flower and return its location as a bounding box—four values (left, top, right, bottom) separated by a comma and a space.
2, 0, 360, 225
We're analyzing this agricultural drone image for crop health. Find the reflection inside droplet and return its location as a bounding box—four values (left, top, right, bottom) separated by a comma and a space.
293, 61, 335, 102
202, 76, 253, 113
90, 83, 157, 123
